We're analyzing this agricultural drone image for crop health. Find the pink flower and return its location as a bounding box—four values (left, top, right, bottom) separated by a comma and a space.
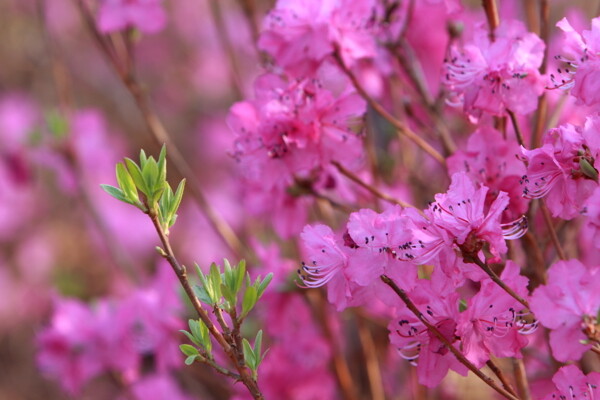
543, 365, 600, 400
228, 72, 365, 237
345, 206, 417, 289
457, 261, 534, 367
530, 259, 600, 362
447, 127, 528, 221
129, 374, 193, 400
411, 172, 527, 265
444, 19, 545, 121
388, 279, 467, 387
520, 116, 599, 220
259, 0, 377, 77
98, 0, 166, 34
584, 186, 600, 249
37, 299, 105, 394
552, 17, 600, 108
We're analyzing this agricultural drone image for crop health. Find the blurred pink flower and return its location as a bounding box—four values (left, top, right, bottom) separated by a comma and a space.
98, 0, 166, 34
530, 259, 600, 361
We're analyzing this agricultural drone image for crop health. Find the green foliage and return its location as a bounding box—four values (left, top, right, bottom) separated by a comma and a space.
242, 330, 267, 379
194, 259, 272, 318
101, 145, 185, 233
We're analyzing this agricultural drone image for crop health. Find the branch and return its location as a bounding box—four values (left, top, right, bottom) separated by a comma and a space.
539, 200, 567, 260
147, 209, 264, 400
464, 256, 530, 309
380, 275, 520, 400
332, 48, 446, 166
332, 161, 423, 214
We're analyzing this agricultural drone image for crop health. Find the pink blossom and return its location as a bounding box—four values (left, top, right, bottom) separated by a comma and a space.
129, 374, 193, 400
457, 261, 533, 367
584, 186, 600, 249
37, 299, 105, 394
411, 172, 527, 265
447, 127, 528, 221
530, 259, 600, 362
228, 72, 365, 237
345, 206, 417, 289
543, 365, 600, 400
520, 116, 599, 220
444, 19, 545, 121
259, 0, 377, 77
98, 0, 166, 34
388, 279, 467, 387
552, 17, 600, 108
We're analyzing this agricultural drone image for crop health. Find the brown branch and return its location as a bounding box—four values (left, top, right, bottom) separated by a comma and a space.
380, 275, 520, 400
332, 161, 423, 214
356, 317, 385, 400
482, 0, 500, 41
147, 209, 264, 400
392, 41, 456, 155
507, 109, 525, 147
539, 200, 567, 260
208, 0, 244, 100
305, 290, 359, 400
464, 256, 529, 309
512, 358, 532, 400
486, 359, 518, 398
532, 0, 549, 148
332, 48, 446, 166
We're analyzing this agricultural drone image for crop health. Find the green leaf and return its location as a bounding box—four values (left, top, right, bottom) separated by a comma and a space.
171, 179, 186, 219
256, 273, 273, 299
100, 184, 131, 204
198, 319, 212, 354
184, 355, 197, 366
142, 159, 159, 193
180, 329, 201, 347
124, 158, 147, 195
254, 330, 263, 360
139, 149, 148, 166
241, 286, 258, 318
221, 283, 236, 309
194, 284, 213, 306
179, 344, 199, 357
208, 263, 223, 302
116, 163, 138, 202
242, 338, 256, 369
235, 260, 246, 295
580, 158, 599, 182
157, 144, 167, 184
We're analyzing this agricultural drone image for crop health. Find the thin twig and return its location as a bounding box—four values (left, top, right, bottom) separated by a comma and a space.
380, 275, 520, 400
332, 48, 446, 166
539, 200, 567, 260
332, 161, 422, 213
305, 290, 359, 400
521, 231, 547, 287
512, 358, 532, 400
482, 0, 500, 41
392, 41, 457, 154
208, 0, 244, 99
147, 209, 264, 400
507, 109, 525, 147
465, 256, 530, 309
532, 0, 549, 148
486, 359, 518, 398
356, 316, 385, 400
